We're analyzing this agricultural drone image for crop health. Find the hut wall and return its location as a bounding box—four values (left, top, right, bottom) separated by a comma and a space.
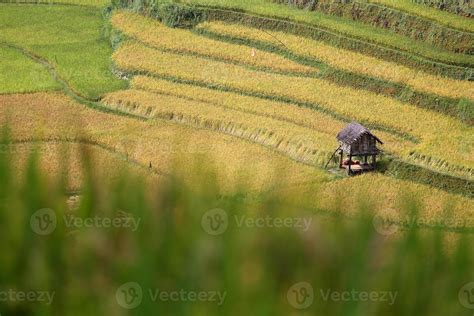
350, 134, 377, 155
341, 143, 351, 154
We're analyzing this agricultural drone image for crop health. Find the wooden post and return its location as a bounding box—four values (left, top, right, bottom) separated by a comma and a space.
339, 150, 343, 168
372, 155, 377, 170
364, 155, 367, 164
348, 152, 352, 175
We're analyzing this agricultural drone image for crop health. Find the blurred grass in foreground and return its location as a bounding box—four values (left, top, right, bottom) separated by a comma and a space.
0, 128, 473, 316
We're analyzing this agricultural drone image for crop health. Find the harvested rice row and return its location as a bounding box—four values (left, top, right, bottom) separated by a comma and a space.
405, 151, 473, 180
113, 42, 473, 173
111, 11, 315, 75
196, 22, 474, 101
131, 75, 412, 156
101, 89, 338, 166
0, 92, 329, 192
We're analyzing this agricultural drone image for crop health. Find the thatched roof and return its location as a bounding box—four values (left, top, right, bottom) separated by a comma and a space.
337, 122, 383, 145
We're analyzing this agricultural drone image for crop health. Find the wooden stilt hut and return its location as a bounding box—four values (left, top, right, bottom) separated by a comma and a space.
336, 122, 383, 175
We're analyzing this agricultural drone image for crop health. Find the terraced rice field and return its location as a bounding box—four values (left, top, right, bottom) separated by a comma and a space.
196, 21, 474, 101
186, 0, 474, 66
2, 93, 471, 224
113, 41, 473, 177
122, 75, 412, 156
102, 88, 342, 166
0, 93, 330, 192
111, 11, 316, 75
0, 2, 472, 216
1, 2, 473, 314
3, 2, 470, 188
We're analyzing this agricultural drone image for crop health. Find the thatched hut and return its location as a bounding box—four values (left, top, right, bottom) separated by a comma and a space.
336, 122, 383, 175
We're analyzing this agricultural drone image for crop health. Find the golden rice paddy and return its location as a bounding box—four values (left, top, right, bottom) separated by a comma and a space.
196, 21, 474, 100
113, 42, 473, 175
0, 92, 330, 192
112, 11, 316, 75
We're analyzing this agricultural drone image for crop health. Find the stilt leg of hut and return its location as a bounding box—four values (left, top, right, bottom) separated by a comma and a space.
372, 155, 376, 170
339, 151, 343, 168
348, 153, 352, 175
